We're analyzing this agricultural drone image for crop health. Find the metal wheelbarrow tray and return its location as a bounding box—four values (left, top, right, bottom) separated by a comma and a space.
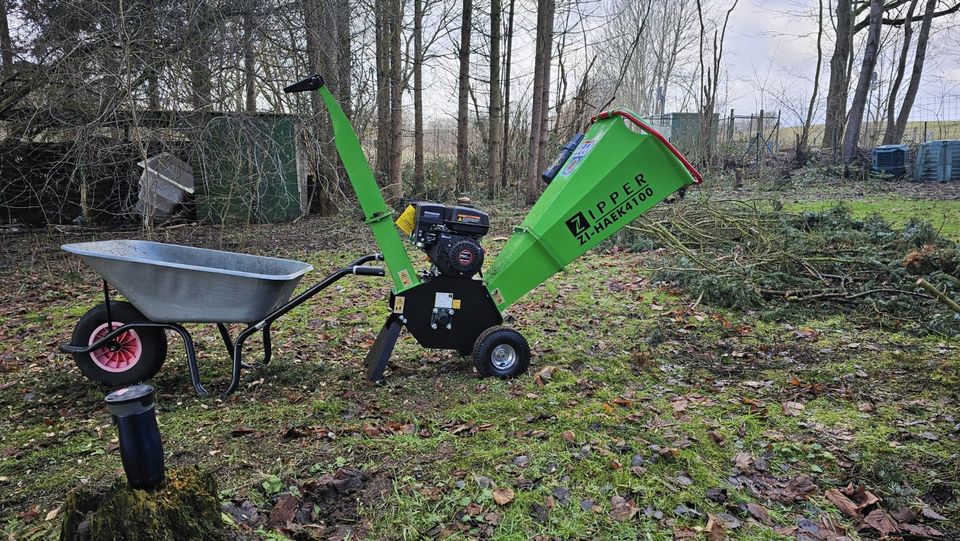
62, 240, 314, 323
61, 240, 386, 398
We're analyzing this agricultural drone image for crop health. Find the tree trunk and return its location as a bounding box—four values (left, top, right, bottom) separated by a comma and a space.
375, 0, 392, 189
535, 0, 555, 179
456, 0, 473, 194
799, 0, 825, 159
303, 0, 339, 215
881, 0, 918, 144
487, 0, 502, 197
243, 9, 257, 112
890, 0, 936, 144
525, 0, 554, 205
188, 1, 213, 110
821, 0, 853, 150
388, 0, 403, 203
0, 0, 13, 78
337, 0, 352, 121
841, 0, 883, 163
413, 0, 425, 195
500, 0, 515, 190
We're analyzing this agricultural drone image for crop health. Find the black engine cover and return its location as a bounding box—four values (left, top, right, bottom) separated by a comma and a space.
428, 235, 484, 278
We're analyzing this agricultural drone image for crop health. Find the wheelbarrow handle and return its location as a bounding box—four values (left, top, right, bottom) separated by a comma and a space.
591, 110, 703, 184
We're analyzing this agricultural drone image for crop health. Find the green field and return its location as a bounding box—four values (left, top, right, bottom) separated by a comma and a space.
785, 198, 960, 240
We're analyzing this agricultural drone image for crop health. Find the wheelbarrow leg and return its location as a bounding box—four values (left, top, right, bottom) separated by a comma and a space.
170, 324, 208, 397
216, 323, 257, 369
261, 325, 273, 366
365, 315, 402, 382
222, 325, 259, 398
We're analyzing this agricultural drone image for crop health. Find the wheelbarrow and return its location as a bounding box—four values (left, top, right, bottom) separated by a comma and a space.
60, 239, 385, 397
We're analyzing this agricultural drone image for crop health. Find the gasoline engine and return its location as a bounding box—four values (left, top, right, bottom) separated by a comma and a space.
406, 203, 490, 278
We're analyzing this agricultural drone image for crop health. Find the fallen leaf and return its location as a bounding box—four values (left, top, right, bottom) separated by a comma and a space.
268, 495, 298, 530
857, 402, 875, 413
733, 452, 753, 472
561, 430, 576, 443
825, 488, 859, 518
493, 487, 515, 505
900, 523, 944, 537
921, 506, 946, 521
782, 401, 805, 417
708, 430, 726, 445
45, 507, 60, 521
863, 509, 897, 536
705, 513, 726, 540
784, 476, 817, 501
745, 502, 771, 525
609, 495, 635, 521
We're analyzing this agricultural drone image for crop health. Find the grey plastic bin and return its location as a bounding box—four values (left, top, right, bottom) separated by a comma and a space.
63, 240, 313, 323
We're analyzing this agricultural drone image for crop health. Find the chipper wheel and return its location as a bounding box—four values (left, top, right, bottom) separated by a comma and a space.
472, 326, 530, 378
71, 302, 168, 386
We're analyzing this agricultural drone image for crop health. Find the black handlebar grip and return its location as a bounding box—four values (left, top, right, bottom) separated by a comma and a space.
284, 74, 325, 93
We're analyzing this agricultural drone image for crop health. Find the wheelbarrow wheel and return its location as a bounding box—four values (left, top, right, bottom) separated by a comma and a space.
472, 326, 530, 378
71, 302, 168, 386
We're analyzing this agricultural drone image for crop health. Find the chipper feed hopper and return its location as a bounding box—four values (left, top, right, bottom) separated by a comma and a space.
60, 74, 701, 398
284, 75, 702, 382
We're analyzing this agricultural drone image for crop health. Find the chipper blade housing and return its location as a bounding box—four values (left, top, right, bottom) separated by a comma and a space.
484, 110, 702, 311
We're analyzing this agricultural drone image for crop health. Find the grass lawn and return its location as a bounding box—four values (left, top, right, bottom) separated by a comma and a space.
784, 197, 960, 240
1, 189, 958, 540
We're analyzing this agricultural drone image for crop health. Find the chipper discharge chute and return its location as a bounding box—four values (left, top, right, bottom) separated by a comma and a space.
287, 75, 702, 381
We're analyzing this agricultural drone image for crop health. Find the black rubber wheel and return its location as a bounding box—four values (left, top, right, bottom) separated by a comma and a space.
472, 326, 530, 378
71, 302, 168, 386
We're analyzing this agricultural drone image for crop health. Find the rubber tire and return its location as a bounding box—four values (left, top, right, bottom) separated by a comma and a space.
472, 326, 530, 378
71, 302, 168, 386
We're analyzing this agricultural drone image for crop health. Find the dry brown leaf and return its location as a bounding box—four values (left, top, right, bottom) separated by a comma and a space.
746, 502, 771, 525
609, 495, 635, 521
705, 513, 727, 540
782, 401, 805, 416
824, 488, 859, 518
863, 509, 898, 536
493, 487, 515, 506
733, 452, 753, 472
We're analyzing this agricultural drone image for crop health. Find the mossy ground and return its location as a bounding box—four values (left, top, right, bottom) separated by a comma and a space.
1, 175, 958, 540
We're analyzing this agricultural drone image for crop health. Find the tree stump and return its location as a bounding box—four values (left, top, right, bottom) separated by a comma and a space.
60, 466, 224, 541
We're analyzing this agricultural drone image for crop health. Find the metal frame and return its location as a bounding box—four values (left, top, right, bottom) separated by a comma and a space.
62, 253, 385, 398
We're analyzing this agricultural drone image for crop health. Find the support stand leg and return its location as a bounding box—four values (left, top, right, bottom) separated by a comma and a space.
364, 315, 402, 382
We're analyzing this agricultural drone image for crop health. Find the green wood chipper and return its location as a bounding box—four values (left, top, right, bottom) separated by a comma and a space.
60, 74, 701, 398
284, 74, 702, 382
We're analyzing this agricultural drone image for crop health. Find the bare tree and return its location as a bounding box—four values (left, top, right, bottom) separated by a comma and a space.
841, 0, 883, 163
1, 0, 15, 78
525, 0, 555, 205
697, 0, 738, 165
500, 0, 515, 190
822, 0, 853, 150
885, 0, 938, 143
388, 0, 402, 202
487, 0, 502, 197
413, 0, 425, 194
456, 0, 473, 193
798, 0, 825, 161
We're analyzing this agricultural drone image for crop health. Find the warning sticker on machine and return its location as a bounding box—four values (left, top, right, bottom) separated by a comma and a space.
434, 292, 454, 309
561, 139, 595, 176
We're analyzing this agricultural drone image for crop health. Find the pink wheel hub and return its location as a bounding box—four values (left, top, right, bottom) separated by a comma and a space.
89, 322, 142, 373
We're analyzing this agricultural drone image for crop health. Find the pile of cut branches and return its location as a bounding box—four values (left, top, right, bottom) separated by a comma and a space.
624, 200, 960, 335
